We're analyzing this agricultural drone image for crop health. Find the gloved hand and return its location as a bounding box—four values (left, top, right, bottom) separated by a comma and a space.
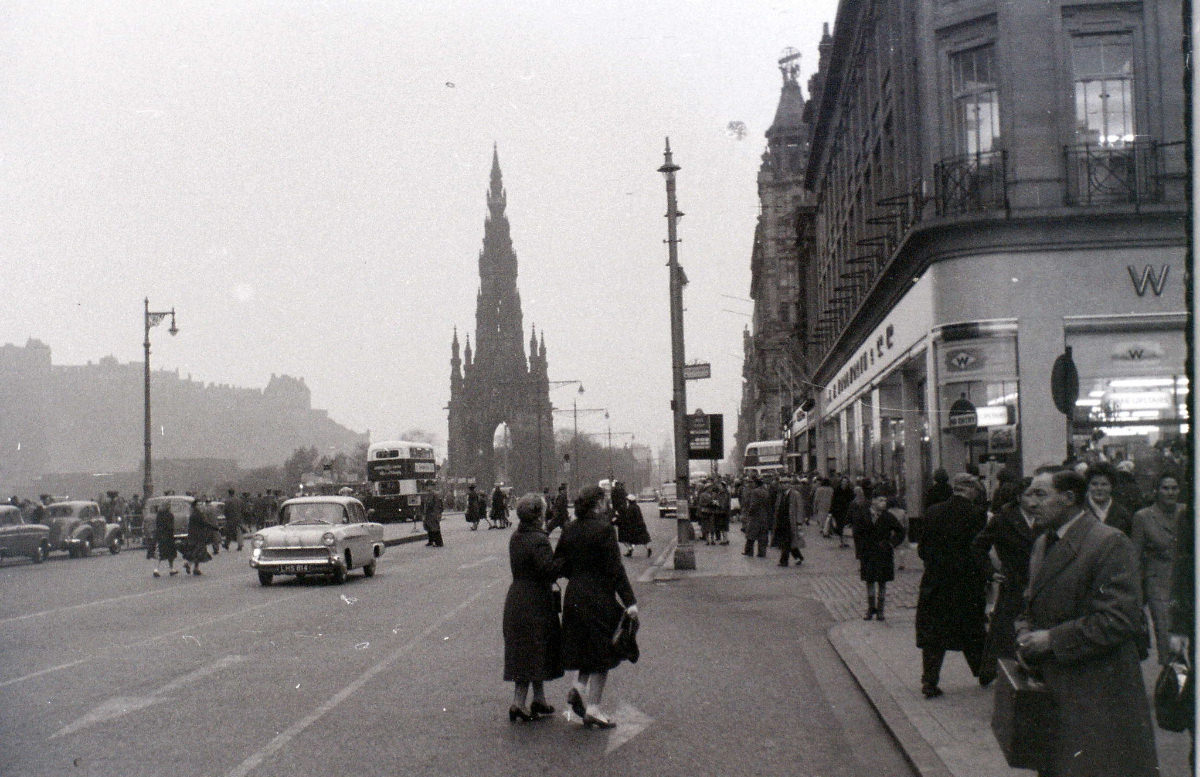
625, 604, 639, 619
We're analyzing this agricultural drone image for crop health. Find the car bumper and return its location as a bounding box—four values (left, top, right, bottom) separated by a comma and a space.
250, 549, 341, 574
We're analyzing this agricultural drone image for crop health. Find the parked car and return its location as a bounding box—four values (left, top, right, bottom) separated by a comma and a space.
0, 504, 51, 564
658, 481, 678, 518
249, 495, 384, 586
44, 500, 123, 557
637, 487, 658, 502
141, 495, 196, 549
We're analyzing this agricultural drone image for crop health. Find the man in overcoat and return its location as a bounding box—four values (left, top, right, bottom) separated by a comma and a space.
222, 488, 243, 551
852, 494, 905, 619
422, 484, 444, 547
741, 476, 771, 558
970, 478, 1037, 686
1015, 469, 1157, 777
915, 472, 988, 697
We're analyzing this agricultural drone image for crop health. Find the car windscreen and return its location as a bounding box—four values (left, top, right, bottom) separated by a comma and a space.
47, 505, 77, 517
281, 503, 348, 525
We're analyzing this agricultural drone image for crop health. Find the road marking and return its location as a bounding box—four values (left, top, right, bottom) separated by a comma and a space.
457, 554, 498, 570
225, 583, 496, 777
604, 702, 653, 754
0, 574, 242, 626
50, 655, 247, 739
0, 592, 309, 688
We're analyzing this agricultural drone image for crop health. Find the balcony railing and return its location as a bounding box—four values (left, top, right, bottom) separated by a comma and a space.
933, 150, 1008, 217
1063, 139, 1184, 206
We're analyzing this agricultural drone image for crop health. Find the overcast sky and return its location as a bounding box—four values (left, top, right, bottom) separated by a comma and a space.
1, 0, 838, 459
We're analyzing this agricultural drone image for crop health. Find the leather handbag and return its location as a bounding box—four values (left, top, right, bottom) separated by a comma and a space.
991, 657, 1054, 770
1154, 652, 1192, 732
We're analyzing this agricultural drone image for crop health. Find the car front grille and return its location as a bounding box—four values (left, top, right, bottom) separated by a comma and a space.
261, 547, 327, 560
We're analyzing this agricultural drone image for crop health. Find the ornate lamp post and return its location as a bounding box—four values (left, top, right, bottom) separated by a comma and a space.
143, 298, 178, 502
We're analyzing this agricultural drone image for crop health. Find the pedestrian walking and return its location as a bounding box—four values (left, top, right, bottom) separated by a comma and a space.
741, 476, 771, 558
851, 494, 905, 619
914, 473, 988, 697
502, 494, 564, 722
613, 483, 651, 557
697, 480, 723, 545
422, 484, 444, 547
181, 502, 213, 576
554, 485, 638, 729
969, 479, 1037, 685
923, 469, 952, 510
813, 477, 834, 536
1131, 473, 1183, 664
771, 479, 799, 567
1084, 463, 1133, 535
466, 484, 485, 530
713, 479, 731, 544
830, 476, 854, 548
1015, 469, 1157, 777
222, 488, 243, 550
151, 502, 179, 577
545, 483, 569, 535
490, 484, 507, 529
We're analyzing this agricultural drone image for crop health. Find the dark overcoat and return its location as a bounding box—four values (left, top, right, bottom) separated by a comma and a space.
851, 503, 905, 582
970, 504, 1036, 666
554, 513, 636, 672
742, 485, 772, 542
915, 495, 987, 651
770, 488, 792, 549
502, 525, 564, 682
154, 506, 176, 562
181, 506, 213, 564
421, 492, 442, 533
1016, 513, 1157, 777
1087, 498, 1132, 536
614, 500, 651, 545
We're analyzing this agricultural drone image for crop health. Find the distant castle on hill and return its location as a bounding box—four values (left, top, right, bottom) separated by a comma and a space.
0, 339, 367, 492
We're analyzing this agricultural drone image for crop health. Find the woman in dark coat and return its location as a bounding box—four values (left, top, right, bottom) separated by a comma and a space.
852, 494, 906, 619
915, 473, 988, 697
554, 485, 638, 729
612, 482, 651, 557
502, 494, 564, 722
151, 502, 179, 577
181, 502, 213, 575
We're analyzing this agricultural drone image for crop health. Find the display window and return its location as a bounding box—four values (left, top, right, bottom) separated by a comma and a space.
935, 332, 1021, 476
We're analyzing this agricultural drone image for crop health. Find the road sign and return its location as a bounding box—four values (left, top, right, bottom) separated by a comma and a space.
687, 412, 724, 460
683, 362, 711, 380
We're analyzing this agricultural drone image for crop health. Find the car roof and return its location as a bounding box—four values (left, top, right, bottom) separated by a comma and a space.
280, 496, 364, 508
0, 504, 19, 513
50, 500, 99, 509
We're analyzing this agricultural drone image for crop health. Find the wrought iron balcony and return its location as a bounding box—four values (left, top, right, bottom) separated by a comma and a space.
933, 150, 1008, 217
1063, 139, 1184, 206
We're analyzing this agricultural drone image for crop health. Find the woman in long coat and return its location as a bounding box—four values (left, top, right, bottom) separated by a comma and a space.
181, 502, 213, 575
152, 502, 179, 577
915, 474, 988, 696
554, 485, 637, 729
852, 494, 906, 619
612, 482, 651, 556
1131, 473, 1183, 664
502, 494, 564, 721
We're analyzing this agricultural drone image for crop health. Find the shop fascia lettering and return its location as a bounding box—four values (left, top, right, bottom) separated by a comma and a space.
823, 276, 932, 413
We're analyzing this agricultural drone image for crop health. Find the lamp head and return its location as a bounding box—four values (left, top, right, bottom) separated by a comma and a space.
168, 311, 178, 336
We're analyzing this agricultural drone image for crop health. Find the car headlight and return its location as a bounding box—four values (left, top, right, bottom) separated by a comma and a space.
251, 535, 265, 549
321, 532, 336, 546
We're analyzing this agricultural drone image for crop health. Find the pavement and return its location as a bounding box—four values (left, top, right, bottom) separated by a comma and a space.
649, 512, 1192, 777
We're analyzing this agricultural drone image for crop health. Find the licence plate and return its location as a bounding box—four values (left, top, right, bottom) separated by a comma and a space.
280, 564, 313, 574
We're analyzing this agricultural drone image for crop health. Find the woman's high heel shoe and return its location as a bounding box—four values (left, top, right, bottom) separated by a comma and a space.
508, 705, 534, 722
530, 700, 555, 717
582, 713, 616, 729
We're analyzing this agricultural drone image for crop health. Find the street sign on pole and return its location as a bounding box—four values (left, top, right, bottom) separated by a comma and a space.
687, 410, 724, 460
683, 362, 711, 380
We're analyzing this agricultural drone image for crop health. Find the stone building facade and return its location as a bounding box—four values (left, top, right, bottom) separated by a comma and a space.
790, 0, 1187, 510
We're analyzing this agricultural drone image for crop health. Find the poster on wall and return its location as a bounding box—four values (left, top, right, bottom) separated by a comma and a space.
988, 425, 1017, 454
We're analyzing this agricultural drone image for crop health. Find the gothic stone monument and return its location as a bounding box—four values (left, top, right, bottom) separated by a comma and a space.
447, 147, 553, 494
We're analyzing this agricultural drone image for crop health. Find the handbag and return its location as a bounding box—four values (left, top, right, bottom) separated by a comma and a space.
1154, 651, 1192, 732
991, 657, 1055, 770
611, 610, 640, 664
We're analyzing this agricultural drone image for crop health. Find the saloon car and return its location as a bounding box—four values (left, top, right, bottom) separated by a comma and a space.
0, 505, 51, 564
249, 496, 384, 586
44, 500, 124, 557
141, 495, 196, 549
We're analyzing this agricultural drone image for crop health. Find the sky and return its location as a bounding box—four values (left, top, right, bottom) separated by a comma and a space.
0, 0, 840, 460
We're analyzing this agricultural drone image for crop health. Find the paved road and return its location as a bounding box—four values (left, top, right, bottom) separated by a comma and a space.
0, 505, 916, 777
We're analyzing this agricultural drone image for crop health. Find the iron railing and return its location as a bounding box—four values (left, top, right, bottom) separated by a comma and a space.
933, 149, 1008, 216
1063, 139, 1184, 206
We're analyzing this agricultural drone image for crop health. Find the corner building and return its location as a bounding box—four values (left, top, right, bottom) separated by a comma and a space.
795, 0, 1187, 511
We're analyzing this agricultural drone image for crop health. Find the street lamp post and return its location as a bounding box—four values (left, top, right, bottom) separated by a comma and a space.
539, 380, 583, 491
142, 298, 178, 502
659, 137, 695, 570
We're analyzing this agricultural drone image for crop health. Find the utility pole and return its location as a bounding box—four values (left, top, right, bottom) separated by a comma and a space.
659, 138, 695, 570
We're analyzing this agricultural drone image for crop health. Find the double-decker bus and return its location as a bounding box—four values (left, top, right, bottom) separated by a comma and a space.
743, 440, 785, 478
363, 440, 438, 522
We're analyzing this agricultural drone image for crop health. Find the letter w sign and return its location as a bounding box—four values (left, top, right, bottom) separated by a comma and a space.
1128, 265, 1169, 296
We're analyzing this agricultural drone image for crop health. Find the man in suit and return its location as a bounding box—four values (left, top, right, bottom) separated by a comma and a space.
1015, 469, 1157, 777
971, 477, 1037, 686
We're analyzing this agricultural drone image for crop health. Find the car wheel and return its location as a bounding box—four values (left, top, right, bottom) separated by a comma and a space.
109, 538, 122, 555
331, 565, 347, 585
257, 571, 273, 586
80, 538, 92, 557
30, 544, 46, 564
362, 560, 376, 578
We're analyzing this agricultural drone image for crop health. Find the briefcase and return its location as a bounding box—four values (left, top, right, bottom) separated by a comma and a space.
991, 657, 1054, 770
